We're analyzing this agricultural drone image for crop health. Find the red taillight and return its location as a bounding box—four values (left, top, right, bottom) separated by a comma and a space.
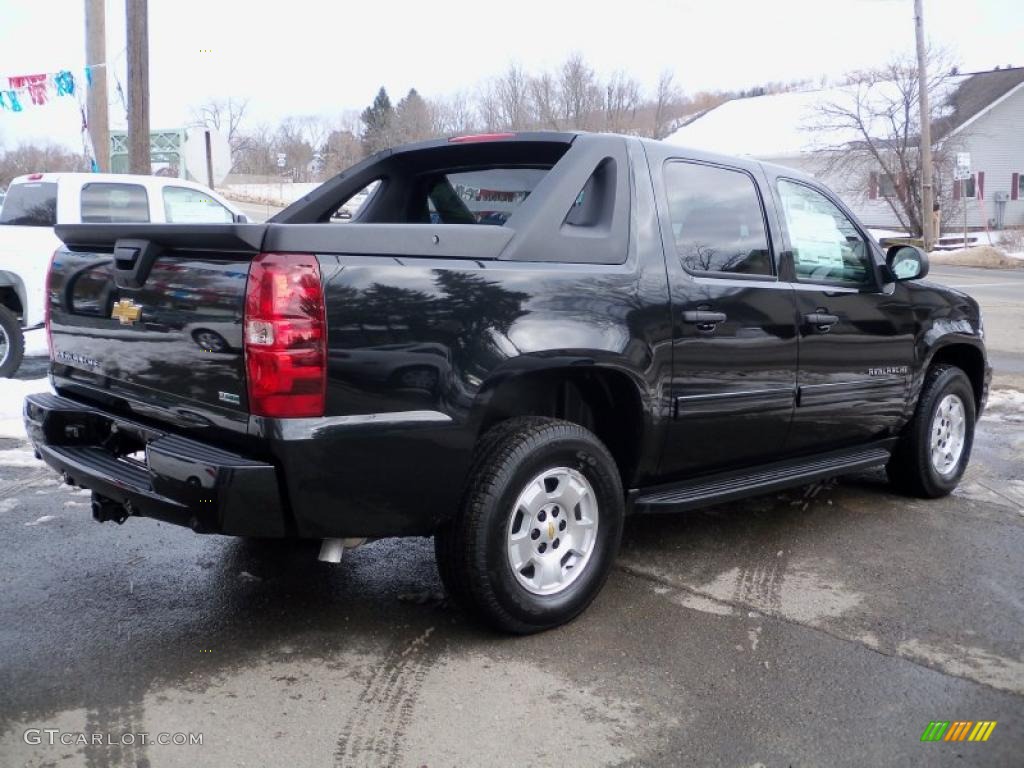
243, 252, 326, 418
448, 132, 516, 143
27, 173, 44, 180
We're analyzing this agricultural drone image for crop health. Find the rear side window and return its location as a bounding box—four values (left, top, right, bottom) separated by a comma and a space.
162, 186, 233, 223
81, 183, 150, 223
423, 168, 548, 225
0, 182, 57, 226
664, 161, 772, 276
329, 180, 380, 222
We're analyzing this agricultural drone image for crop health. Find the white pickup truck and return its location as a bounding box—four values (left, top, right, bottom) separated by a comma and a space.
0, 172, 247, 376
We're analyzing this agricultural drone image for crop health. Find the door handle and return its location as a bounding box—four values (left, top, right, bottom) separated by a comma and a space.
683, 310, 727, 331
804, 312, 839, 332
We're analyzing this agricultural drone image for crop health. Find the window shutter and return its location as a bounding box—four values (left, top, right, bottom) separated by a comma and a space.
868, 172, 878, 200
1013, 173, 1020, 201
977, 171, 984, 200
953, 179, 961, 200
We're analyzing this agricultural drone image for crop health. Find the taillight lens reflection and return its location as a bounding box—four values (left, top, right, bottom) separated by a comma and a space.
243, 252, 326, 418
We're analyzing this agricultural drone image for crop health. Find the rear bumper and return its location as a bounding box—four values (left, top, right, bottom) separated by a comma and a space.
23, 393, 288, 536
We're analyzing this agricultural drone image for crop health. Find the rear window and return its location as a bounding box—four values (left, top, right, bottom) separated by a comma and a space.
424, 168, 547, 225
0, 182, 57, 226
81, 183, 150, 223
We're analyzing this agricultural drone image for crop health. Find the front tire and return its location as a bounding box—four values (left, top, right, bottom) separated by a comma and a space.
435, 417, 624, 634
887, 364, 976, 498
0, 305, 25, 378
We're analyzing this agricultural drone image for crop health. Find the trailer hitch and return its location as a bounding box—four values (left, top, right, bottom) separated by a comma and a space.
91, 493, 130, 525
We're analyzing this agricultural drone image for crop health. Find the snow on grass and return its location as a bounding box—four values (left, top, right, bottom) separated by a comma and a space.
868, 228, 911, 243
0, 377, 51, 440
928, 245, 1024, 270
23, 328, 49, 357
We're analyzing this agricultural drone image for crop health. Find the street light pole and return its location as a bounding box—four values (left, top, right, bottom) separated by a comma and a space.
914, 0, 935, 251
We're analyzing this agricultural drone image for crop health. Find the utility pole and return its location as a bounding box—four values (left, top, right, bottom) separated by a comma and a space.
126, 0, 150, 174
84, 0, 110, 171
914, 0, 934, 251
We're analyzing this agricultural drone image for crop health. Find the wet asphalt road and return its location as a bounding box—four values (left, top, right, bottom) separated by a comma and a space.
2, 267, 1023, 767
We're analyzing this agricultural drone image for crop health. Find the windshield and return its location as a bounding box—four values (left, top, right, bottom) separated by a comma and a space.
0, 181, 58, 226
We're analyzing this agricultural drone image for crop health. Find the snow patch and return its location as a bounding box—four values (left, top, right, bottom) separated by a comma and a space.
0, 447, 43, 467
898, 638, 1024, 696
23, 328, 50, 357
0, 377, 52, 439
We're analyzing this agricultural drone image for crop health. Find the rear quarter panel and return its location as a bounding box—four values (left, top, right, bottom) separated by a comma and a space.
280, 250, 674, 538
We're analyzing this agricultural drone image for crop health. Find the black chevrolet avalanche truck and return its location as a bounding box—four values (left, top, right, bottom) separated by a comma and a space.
25, 132, 989, 633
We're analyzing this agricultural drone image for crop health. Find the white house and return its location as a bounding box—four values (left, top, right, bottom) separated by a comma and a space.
667, 67, 1024, 232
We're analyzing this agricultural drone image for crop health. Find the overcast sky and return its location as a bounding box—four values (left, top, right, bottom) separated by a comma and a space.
2, 0, 1021, 150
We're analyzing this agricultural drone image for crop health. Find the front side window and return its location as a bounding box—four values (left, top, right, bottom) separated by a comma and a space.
162, 186, 233, 223
80, 183, 150, 223
0, 182, 57, 226
664, 161, 773, 276
778, 179, 873, 287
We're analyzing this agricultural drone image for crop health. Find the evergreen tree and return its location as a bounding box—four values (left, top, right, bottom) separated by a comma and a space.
361, 87, 394, 154
394, 88, 431, 144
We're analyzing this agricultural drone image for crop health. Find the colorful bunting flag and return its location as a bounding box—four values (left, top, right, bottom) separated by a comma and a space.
0, 67, 95, 112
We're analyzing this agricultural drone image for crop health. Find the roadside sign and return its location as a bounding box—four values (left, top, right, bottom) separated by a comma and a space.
954, 152, 971, 180
276, 153, 287, 168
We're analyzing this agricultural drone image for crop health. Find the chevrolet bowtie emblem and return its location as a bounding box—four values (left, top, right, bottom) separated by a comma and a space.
548, 521, 556, 540
111, 298, 142, 326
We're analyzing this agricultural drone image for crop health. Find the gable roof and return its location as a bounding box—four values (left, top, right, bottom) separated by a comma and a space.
936, 67, 1024, 138
667, 67, 1024, 159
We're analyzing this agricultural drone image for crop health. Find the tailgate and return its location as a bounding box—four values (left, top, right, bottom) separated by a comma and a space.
49, 224, 265, 419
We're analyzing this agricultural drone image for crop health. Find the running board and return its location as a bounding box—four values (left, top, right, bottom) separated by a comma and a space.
632, 442, 895, 514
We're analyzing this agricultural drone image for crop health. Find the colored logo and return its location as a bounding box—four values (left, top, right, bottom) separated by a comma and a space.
921, 721, 997, 742
111, 298, 142, 326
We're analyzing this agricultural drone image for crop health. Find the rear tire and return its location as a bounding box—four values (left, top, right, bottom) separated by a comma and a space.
887, 364, 975, 498
0, 306, 25, 378
435, 417, 624, 634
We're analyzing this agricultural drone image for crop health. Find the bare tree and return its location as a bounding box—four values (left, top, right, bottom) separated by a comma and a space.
604, 71, 642, 134
0, 143, 88, 188
321, 117, 363, 179
559, 53, 602, 130
652, 70, 682, 139
493, 63, 532, 130
275, 117, 316, 182
190, 97, 251, 168
810, 50, 960, 235
529, 72, 562, 130
429, 92, 477, 136
477, 81, 504, 132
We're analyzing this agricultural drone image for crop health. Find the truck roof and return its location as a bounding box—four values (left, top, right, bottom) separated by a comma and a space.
8, 172, 227, 193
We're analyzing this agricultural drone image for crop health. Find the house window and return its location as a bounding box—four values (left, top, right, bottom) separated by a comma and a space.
878, 174, 897, 197
963, 175, 976, 198
1018, 173, 1023, 199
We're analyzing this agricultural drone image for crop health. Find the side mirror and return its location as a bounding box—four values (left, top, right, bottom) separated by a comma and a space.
885, 244, 929, 282
234, 213, 249, 224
